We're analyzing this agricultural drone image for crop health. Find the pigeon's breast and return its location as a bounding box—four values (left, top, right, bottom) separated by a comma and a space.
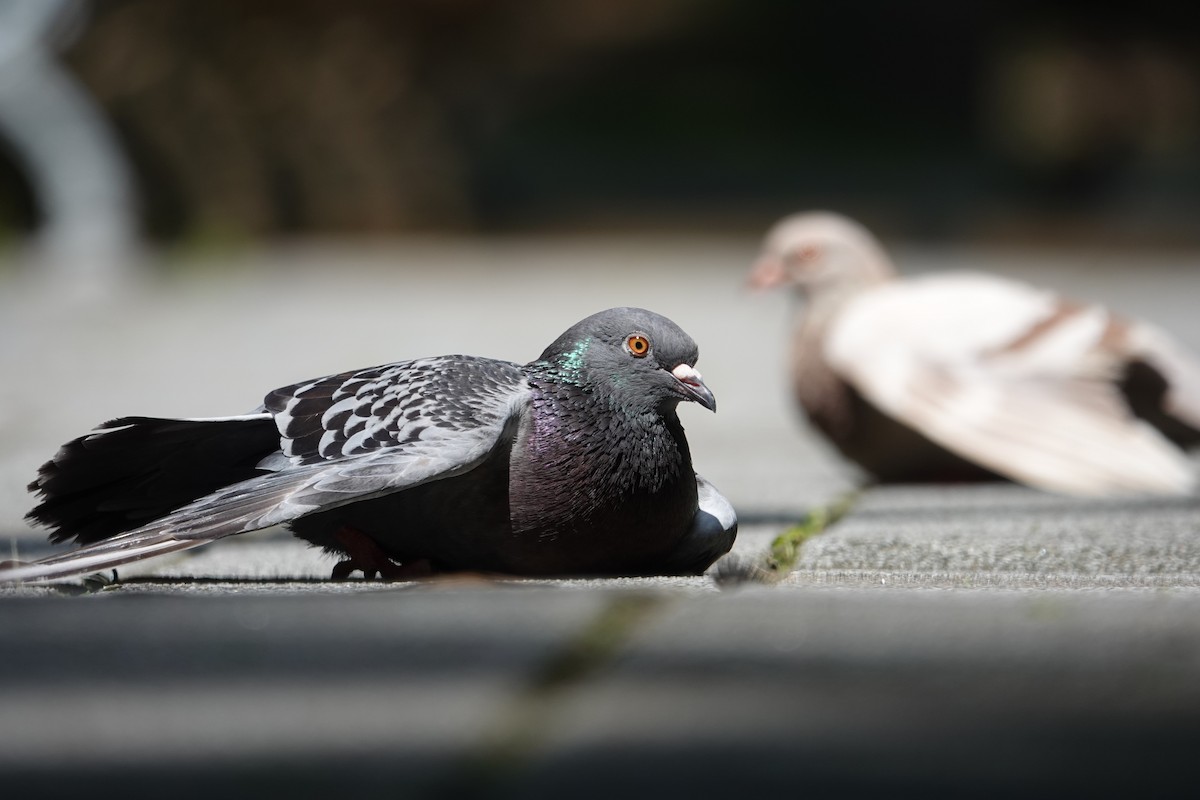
504, 389, 698, 574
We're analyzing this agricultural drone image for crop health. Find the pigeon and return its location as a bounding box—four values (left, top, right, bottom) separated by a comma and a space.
3, 307, 736, 583
750, 211, 1200, 495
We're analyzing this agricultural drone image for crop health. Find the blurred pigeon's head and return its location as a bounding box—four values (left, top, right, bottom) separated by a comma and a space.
749, 211, 895, 297
535, 307, 716, 413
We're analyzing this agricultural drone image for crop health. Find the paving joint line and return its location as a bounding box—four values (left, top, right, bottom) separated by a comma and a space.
435, 590, 669, 797
715, 490, 861, 587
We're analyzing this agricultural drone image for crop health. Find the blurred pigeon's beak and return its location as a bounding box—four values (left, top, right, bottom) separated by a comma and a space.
671, 364, 717, 412
747, 255, 786, 290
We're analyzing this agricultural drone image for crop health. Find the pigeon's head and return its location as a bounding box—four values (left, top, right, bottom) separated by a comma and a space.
748, 211, 895, 298
535, 307, 716, 413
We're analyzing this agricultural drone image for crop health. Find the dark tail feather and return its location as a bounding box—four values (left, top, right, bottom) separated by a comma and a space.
26, 415, 281, 545
6, 458, 333, 584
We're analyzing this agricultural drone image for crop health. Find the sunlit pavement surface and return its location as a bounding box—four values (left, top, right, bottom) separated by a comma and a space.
2, 239, 1199, 797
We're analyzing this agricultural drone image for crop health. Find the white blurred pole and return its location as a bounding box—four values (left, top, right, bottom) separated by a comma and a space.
0, 0, 138, 284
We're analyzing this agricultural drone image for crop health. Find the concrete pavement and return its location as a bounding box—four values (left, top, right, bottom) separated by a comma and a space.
2, 238, 1200, 796
4, 566, 1200, 797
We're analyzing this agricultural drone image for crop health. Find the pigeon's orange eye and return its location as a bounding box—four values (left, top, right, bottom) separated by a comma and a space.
625, 334, 651, 357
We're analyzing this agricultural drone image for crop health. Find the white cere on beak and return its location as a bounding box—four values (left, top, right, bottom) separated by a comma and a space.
672, 364, 703, 385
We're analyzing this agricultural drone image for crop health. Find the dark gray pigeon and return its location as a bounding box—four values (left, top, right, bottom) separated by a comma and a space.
4, 307, 736, 583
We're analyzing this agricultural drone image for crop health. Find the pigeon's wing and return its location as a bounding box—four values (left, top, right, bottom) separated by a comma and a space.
3, 356, 530, 583
657, 475, 738, 576
825, 272, 1196, 495
1127, 322, 1200, 435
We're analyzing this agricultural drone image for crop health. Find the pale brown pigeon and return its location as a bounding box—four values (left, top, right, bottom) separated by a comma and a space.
750, 211, 1200, 495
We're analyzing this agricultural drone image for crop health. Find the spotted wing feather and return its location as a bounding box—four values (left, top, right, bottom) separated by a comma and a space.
265, 356, 526, 464
4, 356, 531, 583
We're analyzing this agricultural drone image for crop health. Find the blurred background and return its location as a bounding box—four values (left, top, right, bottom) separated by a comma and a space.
2, 0, 1199, 531
1, 0, 1199, 248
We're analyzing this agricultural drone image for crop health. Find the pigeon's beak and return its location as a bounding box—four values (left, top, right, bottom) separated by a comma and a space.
671, 363, 717, 412
747, 255, 786, 291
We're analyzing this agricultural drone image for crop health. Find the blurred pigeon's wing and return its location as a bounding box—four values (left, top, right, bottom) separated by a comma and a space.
4, 357, 530, 583
1129, 323, 1200, 433
826, 273, 1196, 495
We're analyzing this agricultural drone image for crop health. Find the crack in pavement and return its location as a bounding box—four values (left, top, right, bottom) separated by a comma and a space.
714, 491, 861, 587
436, 591, 668, 797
